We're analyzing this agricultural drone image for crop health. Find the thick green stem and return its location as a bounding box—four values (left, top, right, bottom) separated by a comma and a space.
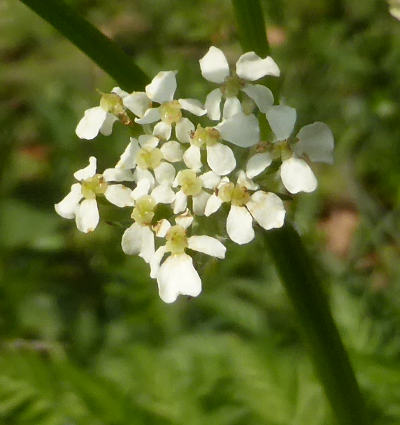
19, 0, 148, 91
264, 224, 369, 425
231, 0, 270, 56
231, 0, 369, 423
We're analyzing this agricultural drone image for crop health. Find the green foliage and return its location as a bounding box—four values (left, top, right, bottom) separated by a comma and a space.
1, 0, 400, 423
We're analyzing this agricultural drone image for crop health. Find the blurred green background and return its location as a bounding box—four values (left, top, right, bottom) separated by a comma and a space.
1, 0, 400, 423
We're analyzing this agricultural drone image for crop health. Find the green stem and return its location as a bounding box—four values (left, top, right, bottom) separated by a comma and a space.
264, 224, 369, 425
19, 0, 148, 91
231, 0, 270, 56
231, 0, 369, 423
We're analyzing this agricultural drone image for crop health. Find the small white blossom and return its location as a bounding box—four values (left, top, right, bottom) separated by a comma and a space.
264, 105, 334, 194
75, 87, 128, 140
150, 219, 226, 303
55, 156, 133, 233
172, 169, 221, 215
205, 171, 285, 244
126, 71, 206, 141
199, 46, 279, 120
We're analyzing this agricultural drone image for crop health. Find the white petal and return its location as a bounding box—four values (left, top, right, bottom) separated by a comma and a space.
150, 245, 167, 278
175, 117, 194, 144
192, 190, 210, 216
154, 162, 175, 184
266, 105, 297, 141
135, 107, 161, 124
122, 92, 151, 117
178, 98, 206, 116
99, 113, 118, 136
153, 219, 171, 238
295, 122, 334, 164
175, 210, 193, 229
75, 198, 99, 233
104, 184, 134, 207
121, 222, 154, 262
222, 96, 242, 119
139, 226, 155, 263
241, 84, 274, 113
206, 143, 236, 176
205, 88, 222, 120
183, 145, 202, 171
116, 138, 140, 169
157, 253, 202, 303
54, 183, 82, 219
134, 168, 155, 186
226, 205, 254, 245
199, 46, 230, 84
246, 152, 272, 178
188, 235, 226, 259
160, 141, 183, 162
199, 170, 221, 190
151, 183, 175, 204
247, 191, 285, 230
75, 107, 107, 140
138, 135, 160, 149
217, 112, 259, 147
145, 71, 177, 104
236, 52, 280, 81
153, 121, 172, 141
237, 170, 259, 191
121, 222, 143, 255
280, 157, 317, 194
111, 87, 129, 98
204, 194, 223, 216
103, 168, 135, 182
73, 156, 97, 181
173, 189, 187, 214
132, 169, 154, 200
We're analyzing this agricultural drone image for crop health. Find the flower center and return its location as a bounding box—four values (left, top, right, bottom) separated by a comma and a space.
136, 147, 163, 170
100, 93, 125, 115
218, 182, 250, 206
81, 174, 107, 199
178, 169, 202, 196
191, 125, 220, 147
165, 225, 188, 254
272, 141, 292, 161
221, 75, 243, 98
160, 100, 182, 124
131, 195, 156, 225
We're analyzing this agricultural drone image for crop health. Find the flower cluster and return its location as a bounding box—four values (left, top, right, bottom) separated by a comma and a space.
55, 46, 334, 303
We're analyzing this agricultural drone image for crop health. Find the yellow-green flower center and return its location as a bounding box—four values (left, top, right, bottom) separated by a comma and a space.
160, 100, 182, 124
178, 169, 202, 196
81, 174, 107, 199
131, 195, 156, 225
221, 75, 243, 98
165, 225, 188, 254
218, 182, 250, 206
191, 125, 220, 148
136, 147, 163, 170
272, 141, 292, 161
100, 93, 125, 115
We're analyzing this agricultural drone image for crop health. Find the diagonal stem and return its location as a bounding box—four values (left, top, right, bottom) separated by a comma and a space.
264, 224, 369, 425
19, 0, 148, 91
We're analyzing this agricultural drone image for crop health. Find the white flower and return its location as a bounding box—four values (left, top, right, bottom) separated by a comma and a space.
121, 195, 161, 263
264, 105, 335, 194
55, 156, 133, 233
75, 87, 127, 140
172, 169, 221, 215
199, 46, 279, 120
126, 71, 206, 141
184, 125, 237, 176
149, 219, 226, 303
205, 171, 285, 245
111, 135, 178, 203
